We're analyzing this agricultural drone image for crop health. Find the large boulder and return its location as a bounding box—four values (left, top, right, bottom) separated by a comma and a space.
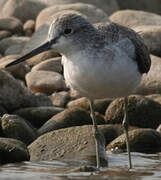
136, 55, 161, 95
110, 10, 161, 28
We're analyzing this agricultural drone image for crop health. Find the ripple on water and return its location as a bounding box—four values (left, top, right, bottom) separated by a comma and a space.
0, 152, 161, 180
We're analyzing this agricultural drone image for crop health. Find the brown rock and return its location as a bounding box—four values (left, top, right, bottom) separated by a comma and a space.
136, 55, 161, 95
110, 10, 161, 28
105, 95, 161, 129
23, 19, 35, 36
26, 70, 66, 94
106, 128, 161, 153
0, 17, 23, 33
31, 57, 62, 73
0, 30, 11, 41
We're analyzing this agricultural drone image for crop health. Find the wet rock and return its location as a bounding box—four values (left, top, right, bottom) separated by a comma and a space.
110, 10, 161, 28
1, 114, 37, 145
106, 128, 161, 153
67, 97, 111, 114
116, 0, 161, 15
35, 3, 109, 30
21, 25, 59, 66
26, 70, 66, 94
51, 91, 70, 107
0, 69, 52, 112
38, 107, 105, 135
0, 36, 29, 54
14, 106, 64, 128
23, 20, 35, 37
1, 0, 47, 23
31, 57, 62, 74
105, 95, 161, 129
36, 0, 119, 16
136, 55, 161, 95
0, 55, 30, 80
0, 137, 30, 164
0, 17, 23, 34
5, 44, 24, 56
0, 30, 11, 41
133, 26, 161, 57
29, 125, 108, 167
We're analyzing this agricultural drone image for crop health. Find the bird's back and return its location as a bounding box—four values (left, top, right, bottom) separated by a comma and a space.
94, 22, 151, 74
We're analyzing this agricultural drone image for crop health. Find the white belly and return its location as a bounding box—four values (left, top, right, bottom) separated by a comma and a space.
62, 48, 142, 100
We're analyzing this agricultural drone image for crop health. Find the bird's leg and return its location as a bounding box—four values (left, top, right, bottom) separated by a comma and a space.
122, 96, 132, 169
89, 99, 101, 169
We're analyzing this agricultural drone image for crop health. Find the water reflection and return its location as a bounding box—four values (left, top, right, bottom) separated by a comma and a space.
0, 153, 160, 180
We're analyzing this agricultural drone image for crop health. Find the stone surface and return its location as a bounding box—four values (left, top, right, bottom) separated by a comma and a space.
38, 107, 105, 135
51, 91, 70, 107
133, 25, 161, 57
105, 95, 161, 129
14, 106, 64, 128
1, 0, 47, 23
136, 55, 161, 95
29, 125, 108, 167
110, 10, 161, 28
23, 19, 35, 36
35, 0, 119, 16
1, 114, 37, 145
0, 55, 30, 80
0, 30, 11, 41
116, 0, 161, 15
0, 17, 23, 33
35, 3, 109, 30
67, 97, 112, 114
0, 36, 29, 54
106, 128, 161, 153
0, 137, 30, 164
0, 69, 52, 112
26, 70, 66, 94
156, 124, 161, 134
31, 57, 62, 73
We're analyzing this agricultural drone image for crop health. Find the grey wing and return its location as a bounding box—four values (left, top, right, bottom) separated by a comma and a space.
95, 22, 151, 74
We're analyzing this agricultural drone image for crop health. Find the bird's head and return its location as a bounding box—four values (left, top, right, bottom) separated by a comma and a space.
6, 11, 94, 67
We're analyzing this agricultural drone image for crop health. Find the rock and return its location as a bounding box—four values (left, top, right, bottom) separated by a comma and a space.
106, 128, 161, 153
1, 0, 47, 23
146, 94, 161, 105
0, 30, 11, 41
1, 114, 37, 145
105, 95, 161, 129
0, 69, 52, 112
5, 44, 24, 56
23, 19, 35, 37
51, 91, 70, 107
35, 0, 119, 16
110, 10, 161, 28
29, 125, 108, 167
0, 36, 29, 54
136, 55, 161, 95
156, 124, 161, 134
35, 3, 109, 30
0, 105, 7, 117
31, 57, 62, 73
14, 106, 64, 128
38, 107, 105, 135
116, 0, 161, 15
0, 0, 7, 9
133, 25, 161, 57
67, 97, 111, 114
0, 55, 30, 80
0, 17, 23, 34
0, 137, 30, 164
21, 25, 59, 66
26, 70, 66, 94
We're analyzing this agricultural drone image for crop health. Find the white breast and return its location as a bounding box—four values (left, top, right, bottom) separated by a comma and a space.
62, 46, 141, 100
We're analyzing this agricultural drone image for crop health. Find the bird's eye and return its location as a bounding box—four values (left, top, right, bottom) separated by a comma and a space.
64, 28, 72, 35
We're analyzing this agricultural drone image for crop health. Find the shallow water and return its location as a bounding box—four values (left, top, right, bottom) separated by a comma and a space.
0, 152, 161, 180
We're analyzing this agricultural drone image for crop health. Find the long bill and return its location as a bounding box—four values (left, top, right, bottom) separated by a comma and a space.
5, 41, 52, 68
